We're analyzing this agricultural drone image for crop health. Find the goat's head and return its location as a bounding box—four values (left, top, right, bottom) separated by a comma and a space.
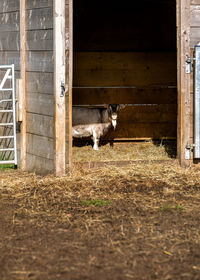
107, 104, 121, 130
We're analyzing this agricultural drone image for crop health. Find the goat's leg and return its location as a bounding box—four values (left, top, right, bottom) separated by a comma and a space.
92, 131, 99, 150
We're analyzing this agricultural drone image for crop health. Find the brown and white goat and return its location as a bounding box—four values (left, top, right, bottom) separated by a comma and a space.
72, 104, 120, 150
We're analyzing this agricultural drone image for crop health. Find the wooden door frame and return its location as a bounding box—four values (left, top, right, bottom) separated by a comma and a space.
177, 0, 191, 167
53, 0, 66, 176
54, 0, 73, 176
67, 0, 191, 171
68, 0, 73, 173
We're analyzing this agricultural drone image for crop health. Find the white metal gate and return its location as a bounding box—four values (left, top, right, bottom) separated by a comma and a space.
0, 64, 17, 165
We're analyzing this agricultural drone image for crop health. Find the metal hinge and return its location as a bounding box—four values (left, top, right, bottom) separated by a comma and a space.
185, 141, 191, 160
61, 81, 65, 97
185, 53, 198, 74
184, 142, 200, 160
185, 55, 192, 74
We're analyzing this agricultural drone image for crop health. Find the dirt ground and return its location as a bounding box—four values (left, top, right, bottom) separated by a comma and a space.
1, 145, 200, 279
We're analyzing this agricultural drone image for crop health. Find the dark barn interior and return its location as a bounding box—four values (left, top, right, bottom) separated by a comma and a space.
72, 0, 177, 141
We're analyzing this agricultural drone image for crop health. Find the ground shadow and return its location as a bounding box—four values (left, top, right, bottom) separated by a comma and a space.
152, 139, 177, 159
73, 139, 113, 148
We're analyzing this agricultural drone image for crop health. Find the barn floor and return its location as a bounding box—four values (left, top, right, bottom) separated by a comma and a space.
1, 161, 200, 280
73, 140, 177, 162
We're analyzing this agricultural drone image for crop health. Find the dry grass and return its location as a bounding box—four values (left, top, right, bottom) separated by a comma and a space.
73, 140, 176, 162
0, 160, 199, 217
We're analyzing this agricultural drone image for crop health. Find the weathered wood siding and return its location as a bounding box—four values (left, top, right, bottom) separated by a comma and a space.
0, 1, 20, 67
25, 0, 54, 173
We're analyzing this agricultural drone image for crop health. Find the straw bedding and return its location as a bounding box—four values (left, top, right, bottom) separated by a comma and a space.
0, 143, 200, 280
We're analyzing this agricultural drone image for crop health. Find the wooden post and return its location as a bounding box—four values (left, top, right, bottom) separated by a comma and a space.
20, 0, 27, 170
54, 0, 66, 176
177, 0, 191, 167
68, 0, 73, 171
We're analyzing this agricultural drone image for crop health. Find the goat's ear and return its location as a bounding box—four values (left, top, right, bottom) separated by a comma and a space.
108, 104, 112, 111
119, 104, 126, 110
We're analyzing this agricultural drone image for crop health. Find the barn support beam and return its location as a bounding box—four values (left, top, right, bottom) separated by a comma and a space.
68, 0, 73, 172
20, 0, 27, 171
53, 0, 66, 176
177, 0, 191, 167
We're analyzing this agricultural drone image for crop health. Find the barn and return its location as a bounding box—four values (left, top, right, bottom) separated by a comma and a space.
0, 0, 199, 175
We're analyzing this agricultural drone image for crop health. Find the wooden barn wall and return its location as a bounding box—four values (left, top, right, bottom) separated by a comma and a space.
190, 0, 200, 161
25, 0, 54, 173
0, 0, 20, 162
73, 0, 177, 140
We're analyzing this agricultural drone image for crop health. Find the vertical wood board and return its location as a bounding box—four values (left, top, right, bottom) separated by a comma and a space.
20, 0, 26, 170
54, 0, 66, 176
177, 0, 191, 166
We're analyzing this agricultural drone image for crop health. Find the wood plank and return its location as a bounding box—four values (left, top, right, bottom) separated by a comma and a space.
26, 0, 53, 9
26, 7, 53, 30
74, 52, 176, 70
26, 153, 54, 175
0, 12, 20, 32
73, 87, 177, 105
26, 72, 53, 94
27, 92, 54, 116
67, 0, 73, 170
54, 0, 66, 176
73, 52, 177, 87
177, 0, 181, 160
191, 0, 200, 5
26, 113, 54, 138
26, 51, 53, 72
103, 123, 177, 139
0, 0, 20, 13
27, 30, 53, 51
20, 0, 26, 171
0, 32, 20, 51
65, 4, 69, 50
16, 79, 23, 122
190, 27, 200, 47
177, 0, 191, 166
26, 133, 53, 159
190, 6, 200, 27
118, 105, 177, 123
0, 51, 20, 70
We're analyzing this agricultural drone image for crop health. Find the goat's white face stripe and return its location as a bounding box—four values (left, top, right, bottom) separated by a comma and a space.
112, 119, 117, 130
111, 113, 117, 130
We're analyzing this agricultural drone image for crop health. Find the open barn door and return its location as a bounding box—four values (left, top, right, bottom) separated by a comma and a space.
177, 0, 191, 166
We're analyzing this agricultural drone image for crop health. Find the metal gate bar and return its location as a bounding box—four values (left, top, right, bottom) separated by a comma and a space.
0, 64, 17, 165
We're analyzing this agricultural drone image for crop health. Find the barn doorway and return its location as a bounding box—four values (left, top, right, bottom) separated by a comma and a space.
72, 0, 177, 162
